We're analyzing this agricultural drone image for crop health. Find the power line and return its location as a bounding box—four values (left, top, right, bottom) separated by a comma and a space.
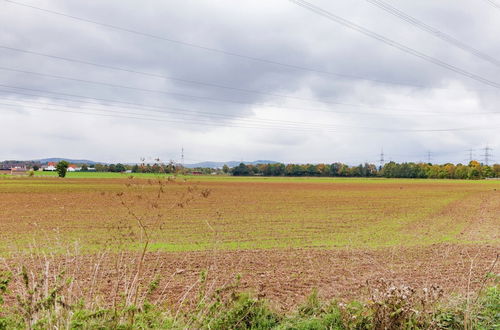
2, 70, 500, 117
1, 99, 496, 133
0, 44, 371, 105
482, 0, 500, 10
6, 84, 407, 122
0, 98, 419, 132
0, 101, 338, 133
391, 148, 482, 160
0, 94, 349, 131
0, 83, 385, 118
2, 86, 500, 134
0, 66, 271, 107
366, 0, 500, 68
2, 84, 499, 119
0, 89, 319, 128
1, 0, 494, 92
0, 44, 492, 98
289, 0, 500, 89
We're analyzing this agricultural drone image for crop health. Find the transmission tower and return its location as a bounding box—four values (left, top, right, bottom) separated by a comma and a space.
426, 151, 432, 164
482, 146, 492, 165
181, 147, 184, 168
467, 148, 474, 163
379, 148, 385, 169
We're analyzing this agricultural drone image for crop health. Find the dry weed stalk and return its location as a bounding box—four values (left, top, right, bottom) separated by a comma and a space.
0, 175, 215, 328
113, 175, 211, 325
463, 252, 499, 330
367, 278, 443, 329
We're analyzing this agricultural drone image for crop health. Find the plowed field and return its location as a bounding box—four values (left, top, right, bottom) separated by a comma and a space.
0, 175, 498, 308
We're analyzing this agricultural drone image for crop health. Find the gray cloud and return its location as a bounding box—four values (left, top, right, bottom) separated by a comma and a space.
0, 0, 498, 164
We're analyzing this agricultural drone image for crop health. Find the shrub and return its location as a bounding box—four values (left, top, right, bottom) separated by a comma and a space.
279, 291, 345, 330
204, 293, 280, 329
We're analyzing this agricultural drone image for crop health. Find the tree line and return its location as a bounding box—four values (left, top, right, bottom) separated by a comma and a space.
95, 162, 216, 174
72, 160, 500, 179
228, 161, 500, 179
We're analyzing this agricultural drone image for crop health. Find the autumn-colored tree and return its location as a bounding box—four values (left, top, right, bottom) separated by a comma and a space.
493, 164, 500, 178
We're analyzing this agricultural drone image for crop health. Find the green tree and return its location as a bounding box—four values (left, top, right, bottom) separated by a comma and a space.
330, 163, 341, 177
81, 164, 88, 172
306, 164, 319, 176
338, 164, 350, 177
455, 164, 469, 179
56, 161, 69, 178
94, 164, 107, 172
222, 164, 230, 174
468, 166, 481, 180
232, 163, 250, 176
349, 166, 361, 177
115, 163, 126, 173
482, 165, 494, 178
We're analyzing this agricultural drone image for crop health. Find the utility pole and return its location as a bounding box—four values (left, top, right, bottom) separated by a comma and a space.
482, 146, 492, 165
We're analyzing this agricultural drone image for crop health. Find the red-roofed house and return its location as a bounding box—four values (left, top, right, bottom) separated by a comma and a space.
43, 162, 57, 171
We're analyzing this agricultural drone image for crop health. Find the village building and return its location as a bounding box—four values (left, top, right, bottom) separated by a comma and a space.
43, 162, 57, 171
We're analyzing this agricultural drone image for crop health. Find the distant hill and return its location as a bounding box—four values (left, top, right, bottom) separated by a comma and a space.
185, 160, 279, 169
34, 158, 103, 165
2, 158, 279, 168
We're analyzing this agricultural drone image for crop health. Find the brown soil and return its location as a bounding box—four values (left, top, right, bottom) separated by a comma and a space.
3, 244, 498, 311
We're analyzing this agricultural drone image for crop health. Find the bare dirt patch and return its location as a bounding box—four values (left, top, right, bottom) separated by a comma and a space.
3, 244, 498, 311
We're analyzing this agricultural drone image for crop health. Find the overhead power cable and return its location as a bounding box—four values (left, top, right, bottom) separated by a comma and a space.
0, 94, 350, 130
3, 67, 499, 116
366, 0, 500, 68
0, 66, 285, 107
0, 101, 337, 133
1, 100, 496, 133
0, 45, 491, 99
0, 44, 347, 105
289, 0, 500, 89
1, 84, 499, 117
1, 0, 490, 91
482, 0, 500, 10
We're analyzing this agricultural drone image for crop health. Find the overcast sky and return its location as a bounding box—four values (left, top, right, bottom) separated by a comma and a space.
1, 0, 499, 164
